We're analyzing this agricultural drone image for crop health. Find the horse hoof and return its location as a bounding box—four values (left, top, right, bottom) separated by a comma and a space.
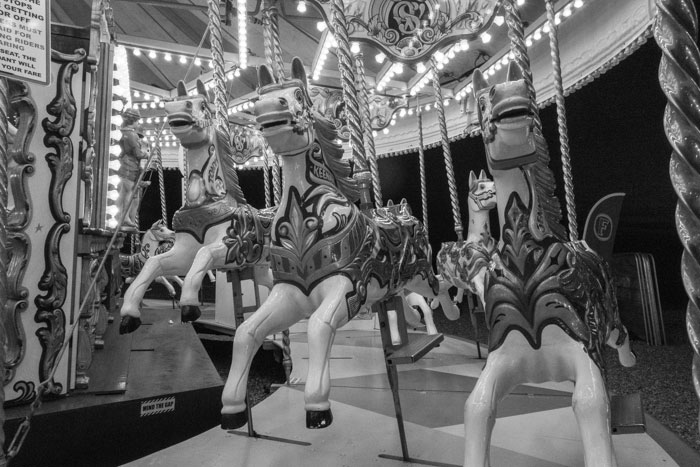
119, 316, 141, 334
306, 409, 333, 429
221, 411, 248, 430
181, 305, 201, 323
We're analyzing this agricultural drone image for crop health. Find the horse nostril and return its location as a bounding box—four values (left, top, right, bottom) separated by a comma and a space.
186, 101, 193, 109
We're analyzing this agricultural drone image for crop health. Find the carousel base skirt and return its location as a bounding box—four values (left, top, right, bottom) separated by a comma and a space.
4, 300, 223, 467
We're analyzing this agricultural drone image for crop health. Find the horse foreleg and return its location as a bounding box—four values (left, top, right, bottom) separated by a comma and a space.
454, 287, 465, 304
403, 291, 438, 335
120, 242, 198, 333
607, 325, 636, 367
305, 276, 353, 428
407, 276, 460, 321
155, 276, 177, 298
169, 276, 184, 289
221, 284, 306, 429
180, 241, 227, 307
573, 359, 616, 467
464, 351, 520, 467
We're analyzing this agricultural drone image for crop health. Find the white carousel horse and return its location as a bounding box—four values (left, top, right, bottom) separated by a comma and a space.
436, 169, 497, 310
220, 58, 458, 430
462, 64, 636, 467
120, 220, 183, 299
118, 80, 271, 333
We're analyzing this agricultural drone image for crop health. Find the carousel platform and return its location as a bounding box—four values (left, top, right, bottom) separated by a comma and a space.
124, 317, 700, 467
4, 300, 223, 467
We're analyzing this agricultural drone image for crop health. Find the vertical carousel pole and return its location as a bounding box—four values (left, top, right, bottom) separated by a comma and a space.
654, 0, 700, 427
417, 105, 428, 240
329, 0, 371, 211
263, 0, 291, 383
0, 77, 9, 466
262, 148, 271, 208
263, 4, 282, 205
155, 146, 168, 224
207, 0, 231, 140
430, 57, 463, 241
354, 52, 382, 208
545, 0, 577, 241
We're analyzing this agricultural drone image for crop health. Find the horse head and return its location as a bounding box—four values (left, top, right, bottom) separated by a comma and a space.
165, 80, 215, 148
147, 219, 175, 242
254, 57, 315, 155
472, 64, 537, 170
467, 170, 497, 213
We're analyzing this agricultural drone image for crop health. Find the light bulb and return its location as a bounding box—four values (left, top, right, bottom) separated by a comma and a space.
297, 1, 307, 13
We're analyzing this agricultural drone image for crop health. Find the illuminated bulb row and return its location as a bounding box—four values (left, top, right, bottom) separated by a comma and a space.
312, 33, 338, 81
409, 69, 434, 96
377, 62, 404, 91
409, 40, 468, 95
227, 101, 255, 114
130, 47, 215, 69
107, 46, 133, 229
137, 101, 166, 110
456, 0, 585, 98
238, 0, 248, 70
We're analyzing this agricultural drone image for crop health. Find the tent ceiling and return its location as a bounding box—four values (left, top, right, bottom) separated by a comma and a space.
52, 0, 548, 98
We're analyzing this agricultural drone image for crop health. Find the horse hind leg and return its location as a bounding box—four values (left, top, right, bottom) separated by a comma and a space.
464, 352, 520, 467
607, 325, 636, 367
572, 359, 616, 467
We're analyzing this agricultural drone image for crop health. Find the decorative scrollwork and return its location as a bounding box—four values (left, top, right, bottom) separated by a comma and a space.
315, 0, 498, 63
3, 79, 36, 386
309, 86, 349, 140
32, 51, 85, 396
368, 94, 408, 131
4, 380, 36, 407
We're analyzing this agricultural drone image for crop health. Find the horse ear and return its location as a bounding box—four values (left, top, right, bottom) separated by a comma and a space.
479, 169, 487, 180
507, 62, 523, 82
472, 69, 488, 95
469, 170, 477, 188
258, 65, 275, 87
196, 79, 207, 96
291, 57, 308, 89
177, 81, 187, 96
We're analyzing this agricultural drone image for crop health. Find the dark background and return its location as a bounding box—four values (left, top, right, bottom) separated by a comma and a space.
140, 40, 684, 315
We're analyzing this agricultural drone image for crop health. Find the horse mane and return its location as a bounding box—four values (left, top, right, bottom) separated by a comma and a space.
215, 126, 248, 204
312, 111, 360, 202
530, 124, 566, 241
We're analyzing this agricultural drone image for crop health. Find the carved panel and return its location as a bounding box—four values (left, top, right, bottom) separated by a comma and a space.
368, 94, 408, 130
3, 80, 37, 384
33, 49, 86, 395
315, 0, 498, 63
309, 86, 349, 140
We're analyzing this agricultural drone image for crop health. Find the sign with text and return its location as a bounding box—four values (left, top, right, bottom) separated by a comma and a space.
0, 0, 50, 85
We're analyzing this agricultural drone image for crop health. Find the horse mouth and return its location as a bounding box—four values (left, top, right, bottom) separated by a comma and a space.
492, 96, 533, 129
257, 111, 293, 135
167, 113, 194, 132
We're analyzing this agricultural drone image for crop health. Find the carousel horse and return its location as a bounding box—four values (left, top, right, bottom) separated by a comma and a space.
462, 64, 636, 467
437, 169, 497, 310
119, 80, 271, 334
120, 220, 183, 299
220, 58, 458, 430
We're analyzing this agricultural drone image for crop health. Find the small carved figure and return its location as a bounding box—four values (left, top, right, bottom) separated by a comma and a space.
117, 108, 148, 230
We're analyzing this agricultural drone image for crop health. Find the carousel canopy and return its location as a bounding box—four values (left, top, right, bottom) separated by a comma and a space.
50, 0, 655, 168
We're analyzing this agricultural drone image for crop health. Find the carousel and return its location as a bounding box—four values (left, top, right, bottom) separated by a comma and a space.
0, 0, 699, 466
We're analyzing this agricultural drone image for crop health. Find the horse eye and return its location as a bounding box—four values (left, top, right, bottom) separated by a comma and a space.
294, 89, 303, 102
